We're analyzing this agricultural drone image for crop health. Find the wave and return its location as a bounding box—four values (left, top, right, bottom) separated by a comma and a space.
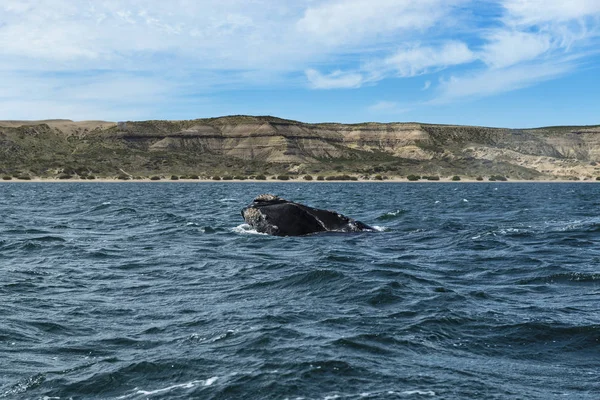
151, 212, 187, 224
543, 218, 600, 233
9, 360, 218, 400
135, 377, 217, 396
376, 209, 407, 221
4, 238, 69, 252
371, 225, 389, 232
27, 321, 72, 334
471, 227, 533, 240
113, 377, 218, 399
114, 207, 138, 215
518, 272, 600, 285
365, 282, 406, 307
242, 269, 347, 291
1, 373, 46, 398
2, 228, 51, 235
27, 235, 66, 242
470, 217, 600, 241
331, 333, 408, 356
232, 224, 385, 235
473, 322, 600, 356
88, 202, 112, 213
231, 224, 268, 235
3, 182, 600, 399
86, 248, 127, 259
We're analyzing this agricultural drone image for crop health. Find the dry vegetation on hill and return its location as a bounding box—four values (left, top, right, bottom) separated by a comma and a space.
1, 116, 599, 180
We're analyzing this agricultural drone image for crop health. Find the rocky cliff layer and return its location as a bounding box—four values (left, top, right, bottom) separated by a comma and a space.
1, 116, 599, 179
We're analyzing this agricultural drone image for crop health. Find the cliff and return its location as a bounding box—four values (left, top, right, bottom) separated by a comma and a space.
1, 115, 599, 179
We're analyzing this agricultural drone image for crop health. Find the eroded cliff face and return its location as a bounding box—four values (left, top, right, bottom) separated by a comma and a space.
1, 115, 599, 178
107, 119, 434, 162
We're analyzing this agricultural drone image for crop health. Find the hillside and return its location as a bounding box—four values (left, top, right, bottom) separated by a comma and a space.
1, 116, 599, 180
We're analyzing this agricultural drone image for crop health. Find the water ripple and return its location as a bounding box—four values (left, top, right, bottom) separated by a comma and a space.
1, 182, 599, 399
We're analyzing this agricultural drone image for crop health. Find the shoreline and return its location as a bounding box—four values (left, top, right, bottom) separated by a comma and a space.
1, 177, 598, 183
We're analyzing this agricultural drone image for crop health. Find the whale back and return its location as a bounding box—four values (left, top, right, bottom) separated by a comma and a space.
242, 194, 373, 236
253, 202, 326, 236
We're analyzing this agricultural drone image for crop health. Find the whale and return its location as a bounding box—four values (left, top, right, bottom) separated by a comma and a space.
241, 194, 374, 236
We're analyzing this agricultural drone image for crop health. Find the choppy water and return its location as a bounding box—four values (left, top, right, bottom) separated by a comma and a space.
1, 182, 599, 399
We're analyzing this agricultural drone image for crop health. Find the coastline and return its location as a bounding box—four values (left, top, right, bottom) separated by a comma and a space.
1, 177, 598, 183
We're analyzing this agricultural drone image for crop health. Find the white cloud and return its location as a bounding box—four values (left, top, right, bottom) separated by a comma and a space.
383, 41, 476, 76
305, 69, 366, 89
481, 30, 553, 68
306, 41, 475, 90
499, 0, 600, 52
422, 80, 431, 90
433, 62, 572, 103
0, 0, 320, 119
0, 0, 598, 120
0, 0, 314, 70
0, 69, 174, 120
297, 0, 463, 46
502, 0, 600, 25
431, 0, 600, 102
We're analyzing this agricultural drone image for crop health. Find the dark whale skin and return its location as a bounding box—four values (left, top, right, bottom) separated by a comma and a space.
241, 194, 373, 236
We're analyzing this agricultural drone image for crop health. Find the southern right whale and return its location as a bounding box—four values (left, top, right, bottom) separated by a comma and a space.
241, 194, 373, 236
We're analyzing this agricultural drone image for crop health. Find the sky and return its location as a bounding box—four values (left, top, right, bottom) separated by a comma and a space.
0, 0, 599, 128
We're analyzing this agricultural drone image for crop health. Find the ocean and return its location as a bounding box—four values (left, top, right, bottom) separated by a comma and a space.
1, 182, 599, 399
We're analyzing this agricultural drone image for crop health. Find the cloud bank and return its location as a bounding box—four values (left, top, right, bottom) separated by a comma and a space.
0, 0, 598, 119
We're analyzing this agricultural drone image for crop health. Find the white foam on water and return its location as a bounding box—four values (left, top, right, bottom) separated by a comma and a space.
462, 199, 469, 202
220, 198, 236, 202
232, 224, 268, 235
133, 377, 218, 396
498, 227, 528, 235
372, 225, 389, 232
211, 329, 236, 342
205, 376, 218, 386
546, 217, 600, 232
135, 381, 199, 396
400, 390, 436, 396
383, 209, 404, 217
379, 390, 436, 397
320, 390, 435, 399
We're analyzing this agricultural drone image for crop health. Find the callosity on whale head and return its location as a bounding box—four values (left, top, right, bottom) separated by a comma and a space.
241, 194, 373, 236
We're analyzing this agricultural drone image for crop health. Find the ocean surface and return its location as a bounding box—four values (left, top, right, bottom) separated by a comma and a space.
1, 182, 599, 399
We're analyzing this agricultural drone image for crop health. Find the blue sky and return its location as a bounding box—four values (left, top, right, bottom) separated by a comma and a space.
0, 0, 599, 128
